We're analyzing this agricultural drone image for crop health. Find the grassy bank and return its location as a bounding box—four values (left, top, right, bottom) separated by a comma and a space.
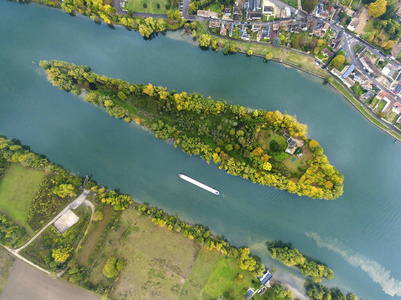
0, 164, 45, 236
0, 247, 15, 295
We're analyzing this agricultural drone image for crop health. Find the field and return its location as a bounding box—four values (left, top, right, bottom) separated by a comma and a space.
0, 163, 45, 236
204, 2, 222, 13
76, 208, 263, 299
257, 130, 287, 151
282, 51, 326, 77
282, 147, 313, 176
377, 100, 387, 112
1, 259, 100, 300
363, 19, 378, 34
0, 247, 15, 295
125, 0, 177, 14
281, 0, 298, 8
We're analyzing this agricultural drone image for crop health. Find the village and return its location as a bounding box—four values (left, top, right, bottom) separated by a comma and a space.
195, 0, 401, 131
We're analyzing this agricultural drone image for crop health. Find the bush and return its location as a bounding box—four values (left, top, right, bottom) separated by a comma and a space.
157, 3, 160, 8
165, 4, 170, 9
143, 3, 147, 8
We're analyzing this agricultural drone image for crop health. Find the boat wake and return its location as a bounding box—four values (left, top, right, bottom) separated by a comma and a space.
305, 232, 401, 297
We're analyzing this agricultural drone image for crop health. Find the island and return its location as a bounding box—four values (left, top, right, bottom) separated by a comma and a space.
40, 60, 344, 200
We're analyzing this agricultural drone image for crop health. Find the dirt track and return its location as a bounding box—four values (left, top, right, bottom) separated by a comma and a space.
1, 259, 100, 300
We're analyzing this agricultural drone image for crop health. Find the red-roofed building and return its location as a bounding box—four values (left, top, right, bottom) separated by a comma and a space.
392, 102, 401, 114
377, 90, 387, 100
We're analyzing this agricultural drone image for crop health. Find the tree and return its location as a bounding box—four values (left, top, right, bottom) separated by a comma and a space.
273, 36, 281, 46
223, 42, 236, 54
103, 257, 124, 278
117, 91, 127, 101
330, 55, 345, 69
247, 50, 253, 56
53, 183, 77, 198
368, 0, 387, 18
265, 52, 273, 62
52, 246, 73, 264
302, 0, 318, 13
198, 34, 211, 48
93, 210, 104, 221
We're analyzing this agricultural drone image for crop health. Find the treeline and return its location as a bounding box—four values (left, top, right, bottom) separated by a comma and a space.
136, 202, 265, 276
267, 241, 334, 283
0, 213, 28, 248
40, 60, 344, 200
307, 282, 358, 300
13, 0, 185, 38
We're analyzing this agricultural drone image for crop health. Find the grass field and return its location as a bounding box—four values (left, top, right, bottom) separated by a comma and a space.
363, 19, 377, 34
76, 207, 265, 299
257, 130, 287, 151
377, 100, 386, 112
282, 51, 326, 77
0, 163, 45, 236
0, 247, 15, 295
125, 0, 177, 14
282, 0, 298, 8
204, 2, 222, 13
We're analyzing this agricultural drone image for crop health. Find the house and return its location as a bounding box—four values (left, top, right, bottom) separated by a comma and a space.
262, 26, 271, 39
252, 24, 262, 32
377, 90, 387, 100
342, 64, 355, 79
321, 48, 334, 57
233, 6, 242, 20
197, 10, 219, 18
248, 11, 262, 20
224, 7, 231, 16
382, 65, 400, 82
54, 209, 79, 234
209, 20, 221, 29
245, 287, 256, 299
309, 19, 317, 35
285, 136, 304, 154
220, 23, 229, 36
362, 56, 380, 77
263, 6, 274, 15
258, 270, 273, 286
361, 90, 374, 101
392, 101, 401, 114
320, 11, 329, 18
347, 18, 359, 31
284, 7, 291, 17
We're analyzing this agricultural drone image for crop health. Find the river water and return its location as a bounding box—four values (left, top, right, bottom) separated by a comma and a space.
1, 2, 401, 299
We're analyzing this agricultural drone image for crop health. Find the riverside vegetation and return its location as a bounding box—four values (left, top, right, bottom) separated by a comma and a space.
0, 137, 356, 298
40, 60, 344, 200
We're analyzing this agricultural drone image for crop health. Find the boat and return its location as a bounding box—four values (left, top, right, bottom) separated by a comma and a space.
178, 174, 220, 195
394, 139, 398, 144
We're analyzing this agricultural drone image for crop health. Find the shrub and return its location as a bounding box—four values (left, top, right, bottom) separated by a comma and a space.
143, 3, 147, 8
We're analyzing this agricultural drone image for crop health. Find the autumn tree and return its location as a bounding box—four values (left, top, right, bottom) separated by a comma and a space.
198, 34, 211, 48
247, 49, 253, 56
53, 183, 77, 198
368, 0, 387, 18
52, 246, 73, 264
265, 52, 273, 62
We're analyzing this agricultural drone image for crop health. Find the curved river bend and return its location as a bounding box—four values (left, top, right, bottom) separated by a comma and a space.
1, 2, 401, 299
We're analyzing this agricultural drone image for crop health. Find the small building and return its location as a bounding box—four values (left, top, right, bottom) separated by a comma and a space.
54, 209, 79, 234
321, 48, 334, 57
245, 287, 256, 299
197, 10, 219, 19
258, 270, 273, 286
392, 101, 401, 114
346, 18, 358, 31
284, 7, 291, 17
341, 65, 355, 80
285, 136, 304, 154
224, 7, 231, 16
394, 83, 401, 95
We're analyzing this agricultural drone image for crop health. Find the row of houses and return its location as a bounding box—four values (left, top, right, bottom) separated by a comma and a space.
245, 270, 273, 299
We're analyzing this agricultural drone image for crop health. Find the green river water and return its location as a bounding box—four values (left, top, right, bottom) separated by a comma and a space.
1, 1, 401, 299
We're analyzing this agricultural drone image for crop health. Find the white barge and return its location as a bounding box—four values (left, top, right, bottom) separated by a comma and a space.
178, 174, 220, 195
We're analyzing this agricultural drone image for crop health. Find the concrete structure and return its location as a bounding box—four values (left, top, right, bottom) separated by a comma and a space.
54, 209, 79, 234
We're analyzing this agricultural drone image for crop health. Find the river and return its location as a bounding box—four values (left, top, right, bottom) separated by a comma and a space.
1, 2, 401, 299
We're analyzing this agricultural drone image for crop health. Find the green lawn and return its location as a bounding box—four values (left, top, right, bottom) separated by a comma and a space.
282, 0, 298, 8
125, 0, 177, 14
0, 163, 45, 236
340, 0, 351, 6
371, 97, 379, 107
377, 100, 386, 112
282, 51, 326, 77
397, 50, 401, 62
257, 130, 287, 151
363, 19, 377, 34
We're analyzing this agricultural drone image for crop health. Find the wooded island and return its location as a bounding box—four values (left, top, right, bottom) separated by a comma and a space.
40, 60, 344, 199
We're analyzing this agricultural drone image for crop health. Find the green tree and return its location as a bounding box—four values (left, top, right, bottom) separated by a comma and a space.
247, 49, 253, 56
93, 210, 104, 222
273, 36, 281, 46
117, 91, 127, 101
330, 55, 345, 69
368, 0, 387, 18
103, 257, 124, 278
302, 0, 318, 13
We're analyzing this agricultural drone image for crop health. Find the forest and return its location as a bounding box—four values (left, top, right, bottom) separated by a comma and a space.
40, 60, 344, 200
